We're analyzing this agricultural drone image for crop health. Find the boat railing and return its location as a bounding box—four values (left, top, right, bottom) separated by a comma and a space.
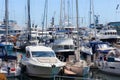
53, 75, 91, 80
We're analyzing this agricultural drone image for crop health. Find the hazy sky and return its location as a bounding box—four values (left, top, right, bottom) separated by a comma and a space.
0, 0, 120, 27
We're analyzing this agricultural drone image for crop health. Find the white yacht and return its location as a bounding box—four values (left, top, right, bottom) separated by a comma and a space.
96, 49, 120, 75
52, 38, 75, 62
0, 20, 24, 36
21, 45, 65, 78
96, 27, 120, 43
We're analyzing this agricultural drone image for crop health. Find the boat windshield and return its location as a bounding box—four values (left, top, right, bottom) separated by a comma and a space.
32, 51, 56, 57
98, 44, 109, 49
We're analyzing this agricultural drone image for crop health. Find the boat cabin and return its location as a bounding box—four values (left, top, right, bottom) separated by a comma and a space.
0, 44, 17, 61
25, 46, 56, 58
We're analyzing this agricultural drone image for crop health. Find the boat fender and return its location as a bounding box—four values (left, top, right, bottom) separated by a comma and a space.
52, 64, 56, 68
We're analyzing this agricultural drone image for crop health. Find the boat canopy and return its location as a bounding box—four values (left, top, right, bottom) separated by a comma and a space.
0, 44, 17, 60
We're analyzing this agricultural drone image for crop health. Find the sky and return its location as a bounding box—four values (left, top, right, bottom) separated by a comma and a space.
0, 0, 120, 27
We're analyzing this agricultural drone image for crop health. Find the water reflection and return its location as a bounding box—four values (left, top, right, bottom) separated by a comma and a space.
7, 69, 120, 80
91, 69, 120, 80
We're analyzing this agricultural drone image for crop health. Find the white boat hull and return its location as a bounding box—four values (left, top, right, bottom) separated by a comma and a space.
0, 63, 21, 77
26, 64, 62, 78
0, 67, 21, 77
96, 61, 120, 75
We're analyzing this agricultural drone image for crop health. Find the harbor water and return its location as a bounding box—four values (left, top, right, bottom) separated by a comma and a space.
7, 51, 120, 80
7, 69, 120, 80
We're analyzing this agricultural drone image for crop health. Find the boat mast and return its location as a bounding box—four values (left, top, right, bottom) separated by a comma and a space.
76, 0, 79, 48
27, 0, 31, 41
91, 0, 97, 40
59, 0, 63, 28
42, 0, 48, 40
45, 0, 48, 38
89, 0, 92, 28
5, 0, 9, 43
67, 0, 70, 26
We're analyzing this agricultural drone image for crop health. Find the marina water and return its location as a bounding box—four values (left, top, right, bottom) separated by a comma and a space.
7, 51, 120, 80
8, 69, 120, 80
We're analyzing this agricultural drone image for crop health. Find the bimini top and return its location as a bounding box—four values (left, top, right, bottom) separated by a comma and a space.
26, 45, 54, 52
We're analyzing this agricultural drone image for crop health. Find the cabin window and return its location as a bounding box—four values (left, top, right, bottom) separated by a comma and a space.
70, 45, 74, 49
57, 45, 63, 49
32, 51, 55, 57
64, 45, 69, 49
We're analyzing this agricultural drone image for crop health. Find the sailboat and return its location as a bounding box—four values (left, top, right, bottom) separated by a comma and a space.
20, 0, 66, 78
1, 0, 14, 51
0, 0, 21, 77
2, 0, 14, 50
63, 0, 90, 76
18, 0, 34, 51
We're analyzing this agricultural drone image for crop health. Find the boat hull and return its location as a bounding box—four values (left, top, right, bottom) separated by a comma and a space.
96, 61, 120, 75
26, 64, 62, 78
0, 64, 21, 77
64, 66, 89, 76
